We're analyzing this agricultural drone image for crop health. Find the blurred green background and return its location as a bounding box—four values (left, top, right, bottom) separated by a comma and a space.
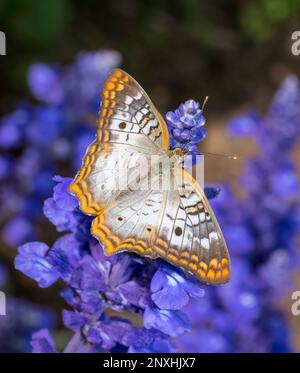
1, 0, 300, 116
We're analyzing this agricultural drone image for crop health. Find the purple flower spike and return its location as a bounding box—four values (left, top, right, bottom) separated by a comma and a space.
15, 172, 205, 351
166, 99, 206, 156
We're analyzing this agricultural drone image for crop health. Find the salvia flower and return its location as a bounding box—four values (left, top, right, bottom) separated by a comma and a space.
1, 50, 121, 248
166, 99, 206, 156
10, 55, 300, 353
15, 174, 205, 352
181, 76, 300, 352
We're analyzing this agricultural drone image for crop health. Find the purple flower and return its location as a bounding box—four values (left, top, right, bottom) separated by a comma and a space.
15, 242, 59, 288
43, 176, 84, 233
63, 51, 121, 122
151, 263, 204, 310
0, 261, 8, 286
47, 234, 83, 282
125, 328, 174, 353
204, 186, 221, 200
86, 318, 134, 351
0, 155, 11, 181
73, 130, 95, 170
3, 216, 35, 247
68, 51, 122, 102
31, 329, 57, 353
180, 329, 231, 353
270, 166, 299, 198
182, 75, 300, 353
222, 224, 254, 255
15, 172, 203, 352
28, 64, 64, 104
258, 250, 293, 295
0, 298, 54, 352
166, 99, 206, 155
228, 111, 261, 137
268, 75, 300, 129
26, 106, 62, 147
1, 50, 121, 256
143, 306, 190, 336
0, 110, 27, 150
62, 310, 88, 332
118, 281, 150, 309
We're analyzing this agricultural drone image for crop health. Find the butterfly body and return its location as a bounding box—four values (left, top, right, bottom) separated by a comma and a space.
70, 69, 230, 285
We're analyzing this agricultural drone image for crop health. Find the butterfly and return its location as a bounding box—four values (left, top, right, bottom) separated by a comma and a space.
69, 69, 230, 285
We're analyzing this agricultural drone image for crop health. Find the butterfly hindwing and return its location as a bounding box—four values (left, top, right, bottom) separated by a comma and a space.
164, 168, 230, 284
90, 166, 230, 285
91, 177, 163, 258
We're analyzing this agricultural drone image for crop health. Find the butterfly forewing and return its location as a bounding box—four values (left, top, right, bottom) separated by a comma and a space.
97, 69, 169, 151
70, 69, 167, 215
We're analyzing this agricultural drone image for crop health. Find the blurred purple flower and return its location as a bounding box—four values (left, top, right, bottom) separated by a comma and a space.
0, 155, 11, 181
181, 75, 300, 353
28, 64, 64, 104
31, 329, 57, 353
0, 261, 8, 286
3, 216, 36, 247
0, 109, 28, 150
0, 298, 54, 352
228, 111, 261, 137
1, 50, 122, 250
26, 106, 62, 147
204, 186, 221, 200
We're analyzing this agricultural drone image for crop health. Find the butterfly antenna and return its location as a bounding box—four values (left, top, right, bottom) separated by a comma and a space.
200, 96, 238, 161
201, 96, 209, 111
202, 151, 239, 160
